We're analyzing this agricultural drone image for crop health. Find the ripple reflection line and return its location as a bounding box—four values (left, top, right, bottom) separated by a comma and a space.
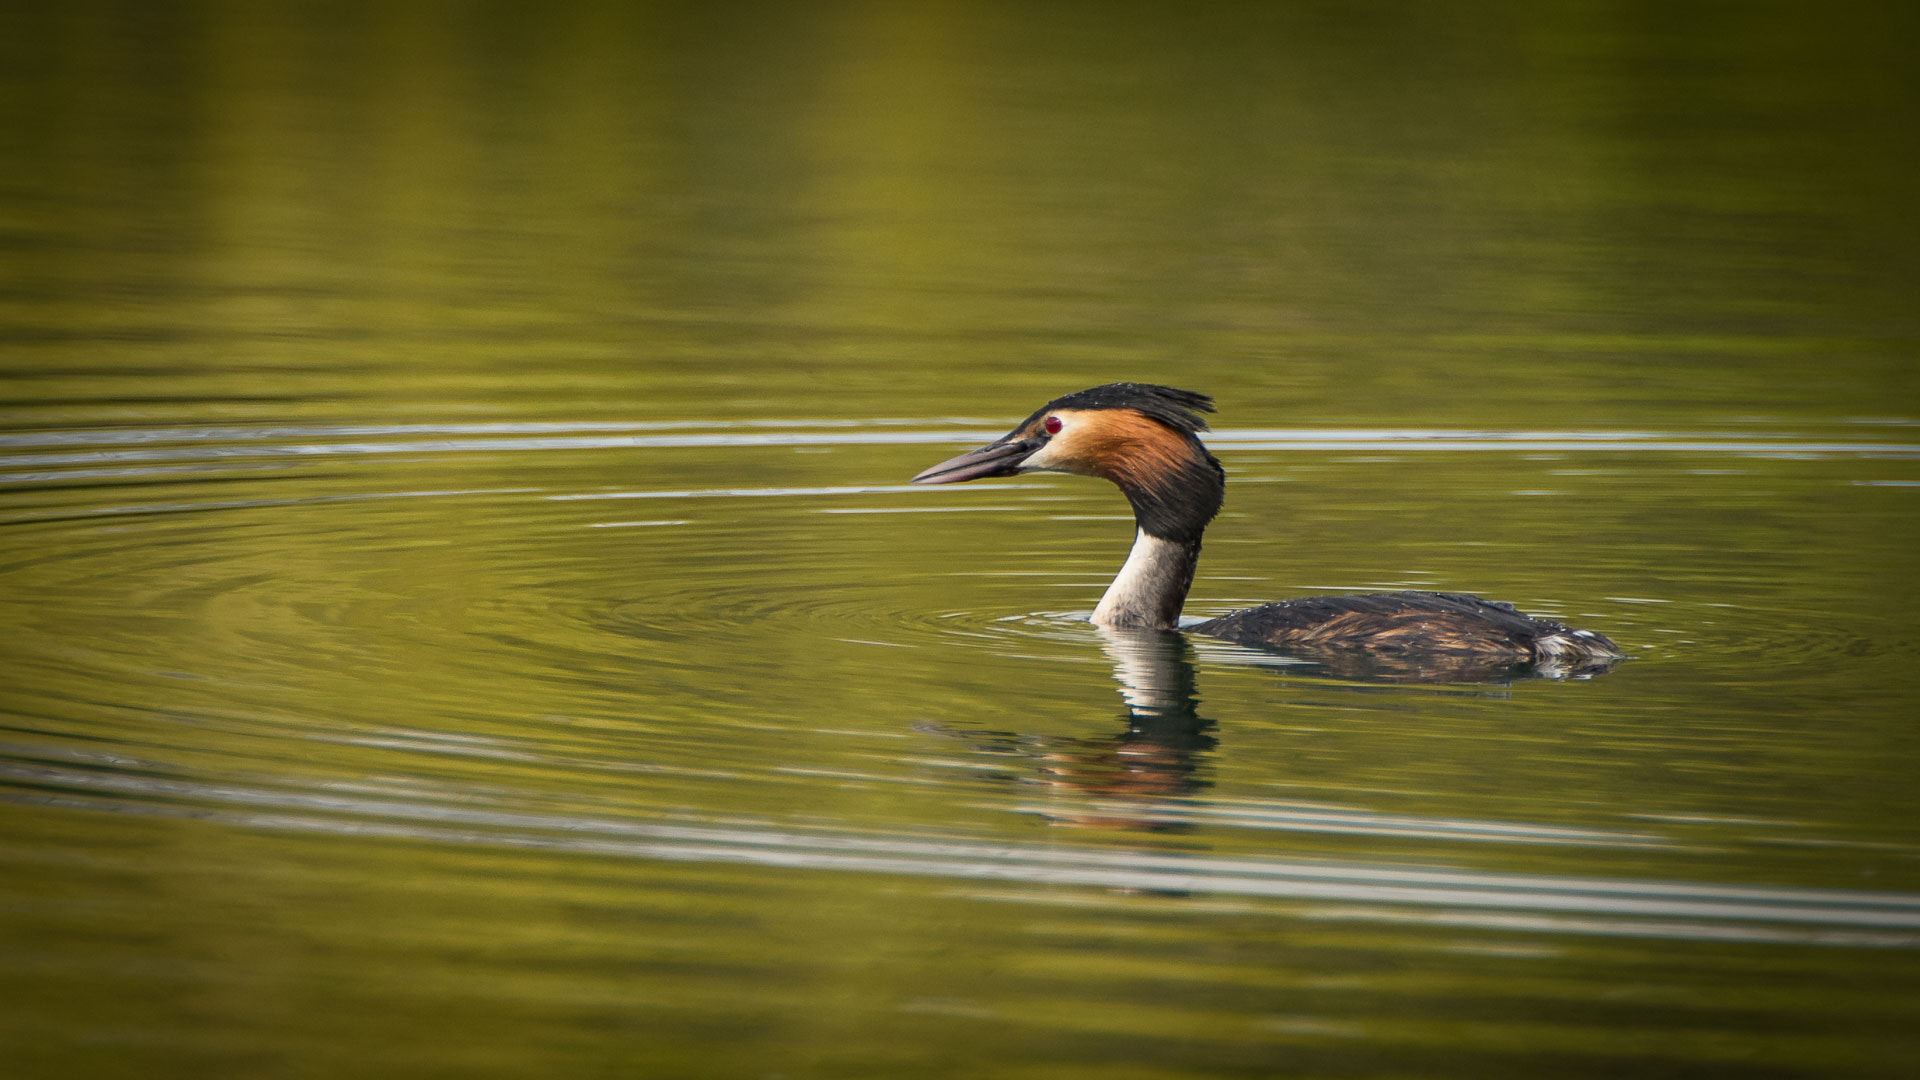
4, 430, 1915, 471
550, 484, 1042, 501
0, 488, 539, 525
6, 762, 1920, 938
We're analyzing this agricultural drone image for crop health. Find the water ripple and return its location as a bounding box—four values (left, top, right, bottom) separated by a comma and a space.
2, 422, 1913, 484
3, 759, 1916, 946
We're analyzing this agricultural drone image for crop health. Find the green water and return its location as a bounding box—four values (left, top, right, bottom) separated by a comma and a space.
4, 3, 1918, 1077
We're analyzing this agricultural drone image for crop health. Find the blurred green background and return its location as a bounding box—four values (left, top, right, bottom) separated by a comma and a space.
5, 0, 1915, 426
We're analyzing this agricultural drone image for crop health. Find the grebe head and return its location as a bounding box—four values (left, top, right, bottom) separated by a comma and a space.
911, 383, 1225, 543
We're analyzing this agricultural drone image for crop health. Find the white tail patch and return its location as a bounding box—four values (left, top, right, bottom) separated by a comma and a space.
1534, 628, 1625, 662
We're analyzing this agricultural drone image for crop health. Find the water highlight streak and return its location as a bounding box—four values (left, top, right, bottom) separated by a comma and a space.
4, 760, 1918, 945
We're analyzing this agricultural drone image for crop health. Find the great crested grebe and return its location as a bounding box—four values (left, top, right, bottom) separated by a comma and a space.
911, 383, 1624, 673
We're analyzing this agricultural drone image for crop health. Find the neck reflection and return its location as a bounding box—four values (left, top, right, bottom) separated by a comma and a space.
1024, 626, 1216, 830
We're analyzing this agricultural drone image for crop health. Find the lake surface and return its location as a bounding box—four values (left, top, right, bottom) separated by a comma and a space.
3, 3, 1918, 1077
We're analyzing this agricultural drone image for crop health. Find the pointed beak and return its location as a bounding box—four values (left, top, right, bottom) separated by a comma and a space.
910, 436, 1043, 485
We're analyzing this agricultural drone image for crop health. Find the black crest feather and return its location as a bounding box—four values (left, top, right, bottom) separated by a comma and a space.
1019, 383, 1215, 437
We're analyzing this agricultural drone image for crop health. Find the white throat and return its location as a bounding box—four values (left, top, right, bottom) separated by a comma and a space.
1091, 529, 1200, 631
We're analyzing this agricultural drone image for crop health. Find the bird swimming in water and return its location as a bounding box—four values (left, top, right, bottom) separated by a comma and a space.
911, 383, 1624, 678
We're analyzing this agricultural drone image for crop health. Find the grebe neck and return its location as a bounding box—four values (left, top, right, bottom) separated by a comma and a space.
1087, 430, 1222, 631
1092, 529, 1201, 630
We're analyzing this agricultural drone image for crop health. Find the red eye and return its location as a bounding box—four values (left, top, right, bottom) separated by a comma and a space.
1043, 415, 1063, 435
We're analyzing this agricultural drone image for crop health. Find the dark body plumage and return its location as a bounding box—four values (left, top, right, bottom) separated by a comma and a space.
1190, 590, 1622, 680
1192, 590, 1591, 654
912, 383, 1625, 680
